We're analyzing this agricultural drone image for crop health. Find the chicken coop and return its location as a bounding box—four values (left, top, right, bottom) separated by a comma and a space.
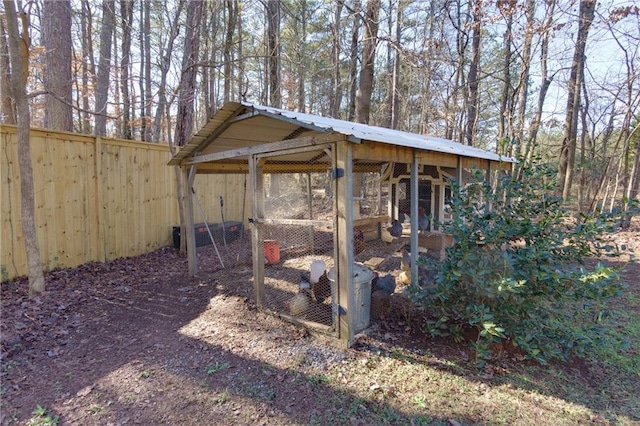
169, 102, 514, 346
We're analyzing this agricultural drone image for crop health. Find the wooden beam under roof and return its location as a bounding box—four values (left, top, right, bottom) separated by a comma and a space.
186, 133, 347, 166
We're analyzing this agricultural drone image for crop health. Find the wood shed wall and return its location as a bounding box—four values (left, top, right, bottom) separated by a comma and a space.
1, 126, 246, 280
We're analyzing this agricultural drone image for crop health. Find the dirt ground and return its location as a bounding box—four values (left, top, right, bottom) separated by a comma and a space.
1, 225, 639, 425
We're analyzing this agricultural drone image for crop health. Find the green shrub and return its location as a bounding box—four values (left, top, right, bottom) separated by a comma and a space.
412, 162, 632, 367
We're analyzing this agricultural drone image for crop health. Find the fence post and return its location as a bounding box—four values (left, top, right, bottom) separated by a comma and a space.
95, 136, 106, 262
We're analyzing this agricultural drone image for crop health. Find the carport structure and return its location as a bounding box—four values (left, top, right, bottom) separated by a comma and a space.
169, 101, 514, 346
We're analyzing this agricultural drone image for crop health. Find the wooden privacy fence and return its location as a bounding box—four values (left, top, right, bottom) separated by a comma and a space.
1, 125, 247, 281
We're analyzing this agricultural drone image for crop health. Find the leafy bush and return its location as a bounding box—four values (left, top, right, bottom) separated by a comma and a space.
412, 162, 632, 367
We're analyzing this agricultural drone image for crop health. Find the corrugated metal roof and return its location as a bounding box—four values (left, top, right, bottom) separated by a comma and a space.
169, 101, 515, 165
241, 102, 514, 163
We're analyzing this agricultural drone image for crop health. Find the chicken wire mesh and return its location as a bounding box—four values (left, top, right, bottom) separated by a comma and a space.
255, 150, 397, 334
258, 150, 338, 332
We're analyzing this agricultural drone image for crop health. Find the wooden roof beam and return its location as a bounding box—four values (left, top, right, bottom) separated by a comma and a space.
186, 133, 347, 166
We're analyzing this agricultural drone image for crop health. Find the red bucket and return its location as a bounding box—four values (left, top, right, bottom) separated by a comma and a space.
264, 240, 280, 264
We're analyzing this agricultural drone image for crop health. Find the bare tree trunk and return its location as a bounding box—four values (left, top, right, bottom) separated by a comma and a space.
80, 0, 93, 133
174, 0, 203, 147
266, 0, 281, 108
236, 0, 245, 101
418, 0, 440, 135
4, 1, 45, 296
138, 1, 146, 140
512, 0, 534, 159
347, 0, 361, 121
223, 0, 237, 104
354, 0, 380, 125
43, 0, 73, 131
296, 0, 307, 111
119, 0, 133, 139
174, 0, 203, 255
94, 0, 115, 136
143, 0, 152, 141
152, 0, 184, 143
522, 0, 556, 167
446, 0, 470, 143
329, 1, 343, 118
464, 0, 481, 146
497, 0, 514, 152
557, 0, 595, 198
389, 0, 402, 129
0, 16, 16, 124
265, 0, 283, 196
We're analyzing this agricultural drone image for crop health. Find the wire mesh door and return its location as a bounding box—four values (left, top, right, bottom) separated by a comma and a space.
256, 147, 338, 335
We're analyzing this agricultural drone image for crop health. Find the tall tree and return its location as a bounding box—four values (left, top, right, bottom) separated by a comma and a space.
557, 0, 595, 198
119, 0, 133, 139
80, 0, 94, 133
521, 0, 556, 167
173, 0, 203, 256
266, 0, 281, 108
94, 0, 116, 136
42, 0, 73, 131
329, 1, 344, 118
464, 0, 481, 146
3, 0, 45, 295
0, 15, 16, 123
174, 0, 203, 147
354, 0, 380, 124
496, 0, 514, 151
346, 0, 361, 121
512, 0, 535, 159
152, 1, 185, 143
140, 0, 152, 141
295, 0, 308, 111
223, 0, 237, 103
385, 0, 402, 129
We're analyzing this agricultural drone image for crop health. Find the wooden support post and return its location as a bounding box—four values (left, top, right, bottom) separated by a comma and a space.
306, 172, 315, 253
335, 139, 355, 345
485, 161, 492, 214
410, 151, 419, 288
250, 154, 265, 307
183, 165, 197, 275
94, 136, 105, 262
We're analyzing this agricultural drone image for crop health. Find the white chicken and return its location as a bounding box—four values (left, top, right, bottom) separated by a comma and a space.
286, 289, 312, 318
285, 273, 313, 318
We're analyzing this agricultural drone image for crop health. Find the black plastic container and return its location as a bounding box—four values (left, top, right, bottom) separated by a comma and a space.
172, 221, 243, 248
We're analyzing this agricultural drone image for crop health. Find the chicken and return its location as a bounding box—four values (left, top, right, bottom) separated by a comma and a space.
381, 227, 394, 243
400, 247, 411, 272
398, 270, 411, 285
388, 220, 403, 237
312, 271, 332, 303
374, 273, 396, 295
285, 289, 312, 318
418, 207, 430, 233
397, 248, 412, 285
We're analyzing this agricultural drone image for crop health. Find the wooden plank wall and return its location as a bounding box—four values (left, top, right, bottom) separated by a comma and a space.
1, 125, 247, 280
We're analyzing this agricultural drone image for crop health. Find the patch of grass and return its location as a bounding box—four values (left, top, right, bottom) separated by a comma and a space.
213, 388, 231, 404
241, 382, 276, 402
205, 361, 230, 375
412, 394, 428, 409
28, 405, 58, 426
140, 370, 151, 378
3, 360, 17, 372
306, 374, 329, 386
85, 403, 103, 416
